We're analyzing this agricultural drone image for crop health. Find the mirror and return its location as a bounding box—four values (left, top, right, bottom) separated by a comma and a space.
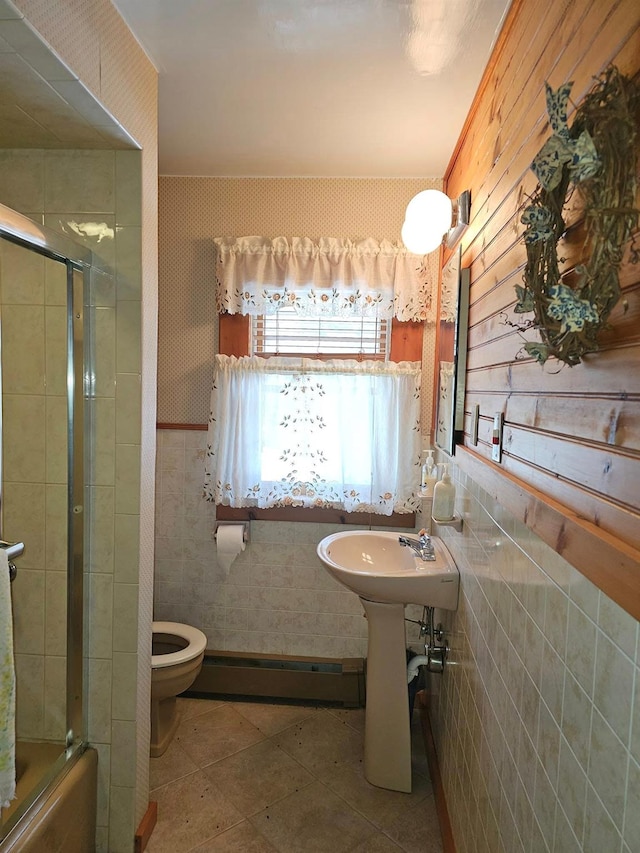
435, 246, 470, 455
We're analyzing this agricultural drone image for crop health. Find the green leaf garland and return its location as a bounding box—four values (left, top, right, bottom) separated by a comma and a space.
514, 66, 640, 366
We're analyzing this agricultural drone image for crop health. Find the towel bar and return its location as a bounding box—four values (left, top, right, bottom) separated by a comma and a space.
0, 539, 24, 560
1, 539, 24, 582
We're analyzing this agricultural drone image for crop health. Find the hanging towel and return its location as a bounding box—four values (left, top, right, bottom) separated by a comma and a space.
0, 548, 16, 809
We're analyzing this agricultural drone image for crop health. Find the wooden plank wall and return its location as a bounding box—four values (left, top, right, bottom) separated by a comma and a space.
444, 0, 640, 618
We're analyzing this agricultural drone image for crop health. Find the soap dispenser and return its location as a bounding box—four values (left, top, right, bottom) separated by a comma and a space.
432, 464, 455, 521
421, 450, 438, 496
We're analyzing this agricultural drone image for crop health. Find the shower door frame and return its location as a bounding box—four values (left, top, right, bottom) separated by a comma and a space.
0, 200, 92, 762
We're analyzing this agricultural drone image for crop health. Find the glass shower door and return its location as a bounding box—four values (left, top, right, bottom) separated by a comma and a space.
0, 234, 85, 835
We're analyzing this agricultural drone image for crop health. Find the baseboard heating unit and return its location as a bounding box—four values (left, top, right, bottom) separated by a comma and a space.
187, 650, 366, 707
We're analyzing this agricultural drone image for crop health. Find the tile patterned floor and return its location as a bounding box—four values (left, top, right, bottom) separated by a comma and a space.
147, 698, 444, 853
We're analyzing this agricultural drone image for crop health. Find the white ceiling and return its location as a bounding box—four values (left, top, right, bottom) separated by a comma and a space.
112, 0, 511, 178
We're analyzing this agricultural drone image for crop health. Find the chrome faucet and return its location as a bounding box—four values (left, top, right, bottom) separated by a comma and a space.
398, 529, 436, 561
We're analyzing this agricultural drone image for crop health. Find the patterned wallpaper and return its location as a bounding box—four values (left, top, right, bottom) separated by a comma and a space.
157, 176, 442, 430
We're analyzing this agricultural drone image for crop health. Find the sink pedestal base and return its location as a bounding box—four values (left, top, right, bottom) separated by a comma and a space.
361, 598, 412, 793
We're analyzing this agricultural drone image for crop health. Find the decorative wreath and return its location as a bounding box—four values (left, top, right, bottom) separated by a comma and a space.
512, 65, 640, 366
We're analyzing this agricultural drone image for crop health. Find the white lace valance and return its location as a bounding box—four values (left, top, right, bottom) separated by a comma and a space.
214, 236, 435, 322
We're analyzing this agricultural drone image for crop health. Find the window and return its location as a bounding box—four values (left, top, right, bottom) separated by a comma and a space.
251, 305, 390, 359
204, 353, 421, 516
207, 235, 430, 518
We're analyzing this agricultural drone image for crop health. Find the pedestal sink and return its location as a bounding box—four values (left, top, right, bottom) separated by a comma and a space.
317, 530, 459, 793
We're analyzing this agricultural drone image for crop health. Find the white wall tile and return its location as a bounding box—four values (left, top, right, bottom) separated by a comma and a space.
154, 428, 389, 657
14, 653, 44, 738
12, 569, 45, 654
429, 466, 639, 852
0, 150, 44, 212
43, 654, 66, 740
44, 150, 115, 212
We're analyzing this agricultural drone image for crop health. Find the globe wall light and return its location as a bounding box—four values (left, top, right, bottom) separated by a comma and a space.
401, 189, 471, 254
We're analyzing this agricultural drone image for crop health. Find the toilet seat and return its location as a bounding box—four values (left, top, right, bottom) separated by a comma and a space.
151, 621, 207, 668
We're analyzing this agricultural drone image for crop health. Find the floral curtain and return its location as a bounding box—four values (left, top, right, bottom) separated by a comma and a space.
204, 355, 422, 515
214, 236, 434, 323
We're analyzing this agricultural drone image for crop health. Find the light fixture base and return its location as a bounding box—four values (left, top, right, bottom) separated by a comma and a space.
445, 190, 471, 249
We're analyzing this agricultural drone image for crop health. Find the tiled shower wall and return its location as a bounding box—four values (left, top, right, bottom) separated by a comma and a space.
1, 243, 68, 743
9, 1, 160, 845
0, 147, 143, 852
431, 464, 640, 853
154, 428, 430, 658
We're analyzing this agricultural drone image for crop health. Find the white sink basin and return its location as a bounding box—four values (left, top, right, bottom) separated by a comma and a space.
317, 530, 459, 609
317, 528, 460, 793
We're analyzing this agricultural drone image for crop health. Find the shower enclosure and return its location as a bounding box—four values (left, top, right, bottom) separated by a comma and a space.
0, 202, 94, 844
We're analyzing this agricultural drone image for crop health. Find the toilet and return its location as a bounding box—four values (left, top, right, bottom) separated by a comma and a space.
150, 621, 207, 757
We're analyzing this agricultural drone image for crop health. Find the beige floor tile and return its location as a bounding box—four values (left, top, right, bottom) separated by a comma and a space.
147, 698, 444, 853
178, 696, 228, 721
351, 835, 404, 852
326, 706, 366, 735
273, 710, 365, 778
322, 761, 433, 831
383, 795, 443, 853
190, 820, 278, 851
150, 738, 200, 791
202, 739, 314, 816
409, 713, 430, 779
176, 703, 266, 767
146, 769, 243, 853
231, 700, 320, 736
249, 780, 378, 853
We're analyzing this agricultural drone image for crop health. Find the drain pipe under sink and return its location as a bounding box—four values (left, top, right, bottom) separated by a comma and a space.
407, 655, 430, 683
407, 605, 448, 680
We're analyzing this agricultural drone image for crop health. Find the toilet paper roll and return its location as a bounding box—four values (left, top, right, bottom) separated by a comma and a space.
215, 524, 246, 575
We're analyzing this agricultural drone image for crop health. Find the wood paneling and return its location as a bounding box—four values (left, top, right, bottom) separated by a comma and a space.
446, 0, 640, 617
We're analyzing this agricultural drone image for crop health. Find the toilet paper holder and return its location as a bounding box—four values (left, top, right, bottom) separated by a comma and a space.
213, 521, 250, 544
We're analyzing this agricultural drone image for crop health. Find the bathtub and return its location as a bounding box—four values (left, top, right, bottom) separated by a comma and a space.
0, 745, 97, 852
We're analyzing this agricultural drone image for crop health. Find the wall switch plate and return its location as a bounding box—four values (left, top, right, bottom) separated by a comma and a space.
491, 412, 503, 462
471, 404, 479, 445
